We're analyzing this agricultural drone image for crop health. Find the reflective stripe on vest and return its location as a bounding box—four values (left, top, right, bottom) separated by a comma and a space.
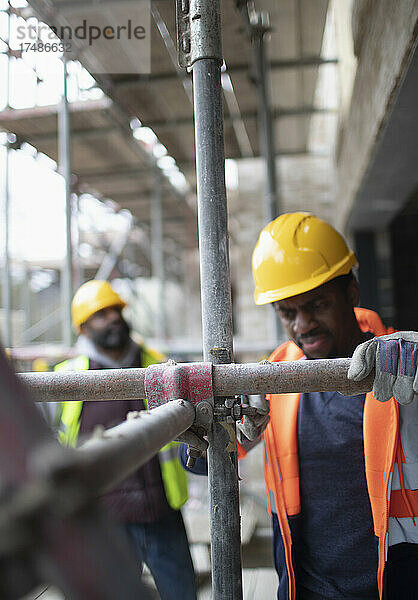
54, 349, 188, 510
264, 307, 408, 600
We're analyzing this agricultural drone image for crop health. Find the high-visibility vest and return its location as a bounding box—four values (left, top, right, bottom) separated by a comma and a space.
54, 346, 188, 511
263, 307, 417, 600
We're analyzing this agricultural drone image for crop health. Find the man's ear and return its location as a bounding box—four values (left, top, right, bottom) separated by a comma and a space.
347, 278, 360, 307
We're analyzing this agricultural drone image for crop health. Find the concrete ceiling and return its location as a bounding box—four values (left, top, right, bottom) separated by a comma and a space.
0, 0, 331, 264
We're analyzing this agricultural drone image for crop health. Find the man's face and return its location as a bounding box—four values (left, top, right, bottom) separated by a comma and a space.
273, 279, 359, 359
82, 305, 130, 350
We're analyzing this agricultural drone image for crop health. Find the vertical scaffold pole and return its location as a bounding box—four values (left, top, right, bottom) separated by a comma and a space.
2, 138, 12, 348
59, 57, 73, 347
151, 170, 166, 339
179, 0, 243, 597
249, 11, 282, 342
251, 12, 280, 222
2, 3, 12, 348
22, 261, 31, 344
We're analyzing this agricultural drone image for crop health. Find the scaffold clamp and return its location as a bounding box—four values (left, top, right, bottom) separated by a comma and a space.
145, 361, 214, 466
176, 0, 223, 68
145, 360, 213, 409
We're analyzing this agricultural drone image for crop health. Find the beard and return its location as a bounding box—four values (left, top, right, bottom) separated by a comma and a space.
90, 318, 131, 350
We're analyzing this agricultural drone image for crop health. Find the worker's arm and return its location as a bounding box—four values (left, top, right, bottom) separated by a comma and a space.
348, 332, 418, 404
179, 443, 208, 475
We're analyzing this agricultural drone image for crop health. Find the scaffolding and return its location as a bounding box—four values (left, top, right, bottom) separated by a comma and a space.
4, 350, 374, 600
0, 1, 378, 599
0, 2, 194, 349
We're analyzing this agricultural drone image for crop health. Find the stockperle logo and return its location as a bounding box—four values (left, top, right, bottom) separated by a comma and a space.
14, 2, 151, 74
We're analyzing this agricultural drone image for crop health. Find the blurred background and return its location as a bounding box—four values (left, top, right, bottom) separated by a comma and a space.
1, 2, 417, 596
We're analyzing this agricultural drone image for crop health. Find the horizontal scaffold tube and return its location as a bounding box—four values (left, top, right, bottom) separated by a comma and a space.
20, 358, 374, 402
73, 400, 195, 495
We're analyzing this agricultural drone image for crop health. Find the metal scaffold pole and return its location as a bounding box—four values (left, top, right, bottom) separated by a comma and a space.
245, 8, 282, 342
2, 138, 12, 348
177, 0, 243, 597
22, 261, 32, 344
59, 56, 73, 347
250, 11, 280, 223
151, 170, 166, 339
21, 358, 374, 403
2, 3, 12, 348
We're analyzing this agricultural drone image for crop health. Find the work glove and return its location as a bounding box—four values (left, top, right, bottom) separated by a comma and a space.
236, 394, 270, 441
348, 332, 418, 405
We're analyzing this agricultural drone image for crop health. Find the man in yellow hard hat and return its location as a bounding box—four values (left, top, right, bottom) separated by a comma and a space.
54, 280, 197, 600
243, 212, 418, 600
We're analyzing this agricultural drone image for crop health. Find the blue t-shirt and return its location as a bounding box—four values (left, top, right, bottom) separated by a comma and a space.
294, 390, 378, 599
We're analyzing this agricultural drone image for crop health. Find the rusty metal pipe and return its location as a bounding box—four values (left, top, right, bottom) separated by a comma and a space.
20, 358, 374, 402
213, 358, 375, 396
21, 367, 146, 402
74, 399, 195, 494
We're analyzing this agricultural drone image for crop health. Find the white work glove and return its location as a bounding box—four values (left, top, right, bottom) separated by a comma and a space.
348, 332, 418, 405
236, 395, 270, 441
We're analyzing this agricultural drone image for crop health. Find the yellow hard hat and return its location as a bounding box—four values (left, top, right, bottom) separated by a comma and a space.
71, 280, 127, 330
252, 212, 357, 305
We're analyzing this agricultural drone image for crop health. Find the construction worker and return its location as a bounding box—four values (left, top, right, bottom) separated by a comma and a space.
240, 212, 418, 600
54, 280, 197, 600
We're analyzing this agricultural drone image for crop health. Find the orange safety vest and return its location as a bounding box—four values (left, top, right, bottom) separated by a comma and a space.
262, 307, 417, 600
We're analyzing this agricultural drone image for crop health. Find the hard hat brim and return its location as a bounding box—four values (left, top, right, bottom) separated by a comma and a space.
254, 251, 357, 305
74, 300, 127, 332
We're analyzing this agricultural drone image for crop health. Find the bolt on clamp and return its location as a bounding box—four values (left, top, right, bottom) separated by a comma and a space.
213, 397, 260, 424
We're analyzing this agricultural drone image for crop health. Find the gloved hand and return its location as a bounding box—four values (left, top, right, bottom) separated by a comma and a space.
236, 394, 270, 441
348, 332, 418, 405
